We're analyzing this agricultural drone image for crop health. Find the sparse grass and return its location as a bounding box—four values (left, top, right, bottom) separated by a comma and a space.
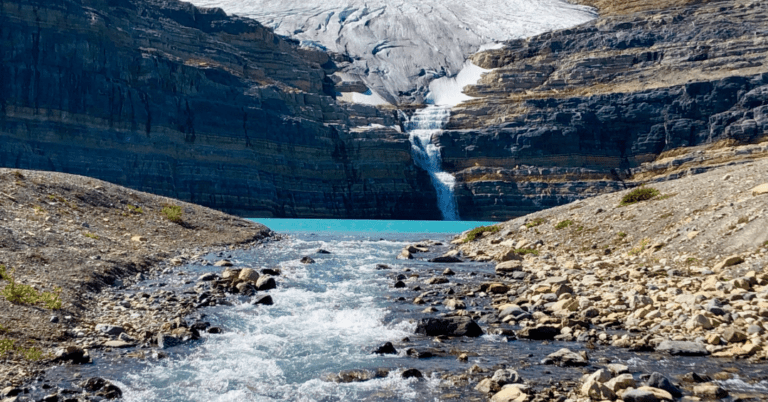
659, 212, 673, 219
127, 204, 144, 214
685, 257, 700, 265
575, 226, 584, 232
463, 225, 500, 243
0, 265, 62, 310
161, 205, 183, 223
0, 339, 45, 361
656, 193, 675, 201
515, 248, 540, 256
525, 218, 546, 228
32, 205, 46, 215
555, 219, 574, 230
12, 171, 24, 180
617, 232, 627, 238
628, 239, 650, 256
84, 232, 99, 240
620, 187, 660, 206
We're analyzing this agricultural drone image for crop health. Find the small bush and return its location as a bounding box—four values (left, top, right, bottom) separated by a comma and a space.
628, 239, 650, 256
0, 266, 62, 310
620, 187, 660, 206
84, 233, 99, 240
161, 205, 183, 223
525, 218, 546, 228
515, 248, 540, 256
127, 205, 144, 214
555, 219, 574, 230
0, 339, 45, 361
463, 225, 500, 243
617, 232, 627, 238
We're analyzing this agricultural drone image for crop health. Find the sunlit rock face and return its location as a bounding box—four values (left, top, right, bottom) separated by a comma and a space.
185, 0, 596, 104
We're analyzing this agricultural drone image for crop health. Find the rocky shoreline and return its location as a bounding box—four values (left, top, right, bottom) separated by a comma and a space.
0, 168, 272, 395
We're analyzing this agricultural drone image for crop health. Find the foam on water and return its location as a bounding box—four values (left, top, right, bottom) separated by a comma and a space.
116, 237, 440, 401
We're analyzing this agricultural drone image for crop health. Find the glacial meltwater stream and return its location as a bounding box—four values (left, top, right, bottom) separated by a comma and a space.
38, 220, 768, 402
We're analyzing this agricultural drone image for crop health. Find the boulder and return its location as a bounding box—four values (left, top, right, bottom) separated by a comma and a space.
693, 383, 728, 398
491, 385, 527, 402
256, 276, 277, 291
722, 327, 748, 343
582, 375, 615, 400
429, 255, 462, 263
516, 326, 560, 341
238, 268, 260, 283
103, 340, 135, 348
751, 183, 768, 196
713, 255, 744, 271
372, 342, 397, 355
54, 346, 91, 364
491, 369, 521, 385
444, 299, 466, 310
605, 374, 635, 393
487, 283, 510, 294
647, 373, 682, 398
621, 388, 658, 402
300, 256, 316, 264
156, 333, 183, 349
495, 260, 523, 274
401, 368, 423, 379
543, 348, 589, 367
426, 276, 449, 285
214, 260, 233, 267
95, 324, 125, 337
252, 295, 274, 305
475, 378, 501, 394
655, 340, 710, 356
415, 317, 483, 337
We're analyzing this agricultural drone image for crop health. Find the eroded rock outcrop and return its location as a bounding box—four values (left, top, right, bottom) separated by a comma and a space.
442, 0, 768, 220
0, 0, 440, 219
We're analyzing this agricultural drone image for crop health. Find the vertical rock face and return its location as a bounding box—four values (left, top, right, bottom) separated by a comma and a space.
0, 0, 440, 219
442, 0, 768, 220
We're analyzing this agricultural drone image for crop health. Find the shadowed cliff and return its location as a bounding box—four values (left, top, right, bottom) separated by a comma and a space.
0, 0, 441, 219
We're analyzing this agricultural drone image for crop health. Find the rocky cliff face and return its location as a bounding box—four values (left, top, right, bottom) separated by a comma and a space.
0, 0, 440, 219
443, 0, 768, 220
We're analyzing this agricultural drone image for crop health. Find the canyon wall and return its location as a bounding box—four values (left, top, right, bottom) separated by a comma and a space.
0, 0, 440, 219
443, 0, 768, 220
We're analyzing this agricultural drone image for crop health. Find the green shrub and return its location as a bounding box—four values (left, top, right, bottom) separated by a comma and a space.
127, 205, 144, 214
617, 232, 627, 238
463, 225, 500, 243
515, 248, 540, 256
0, 265, 62, 309
84, 233, 99, 240
525, 218, 546, 228
628, 239, 650, 256
555, 219, 574, 230
0, 339, 45, 361
620, 187, 660, 206
161, 205, 183, 223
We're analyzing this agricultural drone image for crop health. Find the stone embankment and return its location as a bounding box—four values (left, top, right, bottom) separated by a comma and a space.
446, 157, 768, 400
0, 168, 272, 388
443, 0, 768, 221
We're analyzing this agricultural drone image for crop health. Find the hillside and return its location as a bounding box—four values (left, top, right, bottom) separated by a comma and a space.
0, 168, 270, 384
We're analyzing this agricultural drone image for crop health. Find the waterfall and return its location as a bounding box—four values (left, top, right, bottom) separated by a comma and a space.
404, 106, 460, 221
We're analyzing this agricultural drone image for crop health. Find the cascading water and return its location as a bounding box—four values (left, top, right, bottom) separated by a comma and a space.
405, 106, 460, 221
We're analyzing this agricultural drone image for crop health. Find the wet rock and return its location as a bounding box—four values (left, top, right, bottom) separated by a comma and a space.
198, 272, 217, 281
393, 280, 406, 288
221, 268, 240, 280
398, 250, 413, 260
425, 276, 449, 285
401, 368, 423, 379
372, 342, 397, 355
80, 378, 107, 392
655, 340, 710, 356
261, 268, 281, 276
214, 260, 233, 267
621, 388, 658, 402
80, 378, 122, 400
607, 364, 629, 375
252, 295, 274, 306
444, 299, 466, 310
316, 249, 331, 254
605, 374, 635, 393
207, 327, 223, 334
376, 264, 392, 270
490, 385, 528, 402
491, 369, 521, 385
443, 268, 456, 276
103, 340, 135, 348
406, 348, 435, 359
475, 378, 500, 394
415, 316, 483, 337
238, 268, 260, 283
693, 383, 728, 398
300, 256, 316, 264
487, 283, 509, 294
582, 373, 615, 400
156, 333, 183, 349
95, 324, 125, 337
256, 276, 277, 291
54, 346, 91, 364
647, 372, 682, 398
235, 282, 257, 296
680, 372, 712, 383
429, 255, 462, 263
516, 326, 559, 341
543, 348, 589, 367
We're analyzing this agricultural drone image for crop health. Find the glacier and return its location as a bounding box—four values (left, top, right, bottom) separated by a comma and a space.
184, 0, 596, 104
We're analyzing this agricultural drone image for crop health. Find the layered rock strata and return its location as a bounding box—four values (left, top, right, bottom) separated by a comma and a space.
443, 0, 768, 220
0, 0, 440, 219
